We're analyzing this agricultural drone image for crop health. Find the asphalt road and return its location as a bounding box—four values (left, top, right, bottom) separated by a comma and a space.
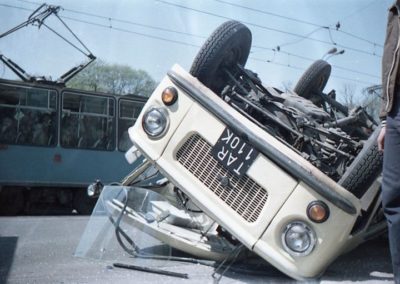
0, 216, 395, 284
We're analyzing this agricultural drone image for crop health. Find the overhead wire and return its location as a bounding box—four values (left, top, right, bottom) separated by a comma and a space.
60, 3, 381, 80
15, 0, 207, 39
214, 0, 384, 49
0, 2, 32, 12
215, 0, 323, 28
13, 0, 37, 5
64, 8, 207, 40
1, 2, 379, 86
250, 56, 378, 86
62, 12, 380, 85
10, 0, 382, 80
62, 15, 201, 48
0, 3, 202, 48
15, 0, 383, 56
156, 0, 382, 58
0, 3, 90, 50
16, 0, 385, 50
334, 0, 380, 27
251, 45, 380, 79
277, 26, 329, 48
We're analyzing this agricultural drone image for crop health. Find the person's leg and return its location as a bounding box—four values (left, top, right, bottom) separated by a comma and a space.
382, 113, 400, 283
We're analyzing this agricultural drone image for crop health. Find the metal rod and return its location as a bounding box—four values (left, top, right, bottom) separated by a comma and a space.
223, 69, 302, 137
113, 262, 189, 279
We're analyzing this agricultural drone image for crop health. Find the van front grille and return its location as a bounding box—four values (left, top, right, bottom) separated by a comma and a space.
176, 134, 268, 223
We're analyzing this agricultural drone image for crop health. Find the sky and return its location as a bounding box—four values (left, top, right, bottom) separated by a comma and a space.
0, 0, 393, 101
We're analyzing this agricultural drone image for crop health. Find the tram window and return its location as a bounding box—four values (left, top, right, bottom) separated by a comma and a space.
0, 84, 57, 147
25, 89, 57, 109
118, 99, 144, 152
61, 92, 116, 151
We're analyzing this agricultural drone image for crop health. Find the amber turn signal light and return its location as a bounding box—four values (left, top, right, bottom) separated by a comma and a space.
162, 86, 178, 106
307, 201, 329, 223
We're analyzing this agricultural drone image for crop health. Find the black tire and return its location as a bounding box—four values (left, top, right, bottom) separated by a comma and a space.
294, 60, 331, 102
190, 20, 252, 95
73, 189, 96, 215
339, 127, 383, 198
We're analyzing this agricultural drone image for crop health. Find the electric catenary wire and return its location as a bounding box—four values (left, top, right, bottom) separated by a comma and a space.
214, 0, 383, 48
156, 0, 382, 58
0, 3, 379, 86
15, 0, 383, 57
9, 0, 382, 80
60, 4, 381, 80
250, 57, 377, 86
62, 11, 380, 84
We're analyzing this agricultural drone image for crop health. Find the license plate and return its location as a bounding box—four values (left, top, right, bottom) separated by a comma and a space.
211, 128, 258, 177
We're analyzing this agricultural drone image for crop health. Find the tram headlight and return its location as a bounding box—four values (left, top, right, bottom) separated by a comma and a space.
142, 106, 169, 138
281, 221, 316, 256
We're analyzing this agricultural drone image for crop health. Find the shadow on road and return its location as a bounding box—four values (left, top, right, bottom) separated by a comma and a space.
203, 236, 394, 283
0, 236, 18, 284
324, 236, 393, 281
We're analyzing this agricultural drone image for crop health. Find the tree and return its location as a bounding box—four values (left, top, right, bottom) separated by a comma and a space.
336, 83, 381, 121
339, 83, 358, 110
361, 85, 381, 122
67, 60, 157, 97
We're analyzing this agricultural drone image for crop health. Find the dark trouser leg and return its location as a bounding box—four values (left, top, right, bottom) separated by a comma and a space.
382, 114, 400, 283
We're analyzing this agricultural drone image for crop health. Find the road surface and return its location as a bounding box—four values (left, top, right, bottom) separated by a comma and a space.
0, 216, 395, 283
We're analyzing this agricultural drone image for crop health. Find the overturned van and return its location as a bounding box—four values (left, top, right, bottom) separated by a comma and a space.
81, 21, 385, 280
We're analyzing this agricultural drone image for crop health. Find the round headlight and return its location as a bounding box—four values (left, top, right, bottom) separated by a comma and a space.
142, 107, 169, 138
282, 221, 316, 256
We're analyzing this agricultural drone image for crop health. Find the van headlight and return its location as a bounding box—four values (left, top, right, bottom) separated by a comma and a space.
282, 221, 316, 256
142, 107, 169, 138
